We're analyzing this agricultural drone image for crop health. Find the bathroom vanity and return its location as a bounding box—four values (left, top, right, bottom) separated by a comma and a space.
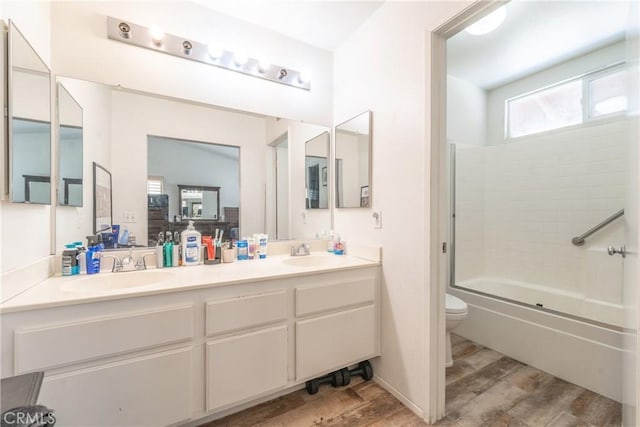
0, 253, 380, 426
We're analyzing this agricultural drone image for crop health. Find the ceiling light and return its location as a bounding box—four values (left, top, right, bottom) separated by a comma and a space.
207, 43, 223, 59
465, 6, 507, 36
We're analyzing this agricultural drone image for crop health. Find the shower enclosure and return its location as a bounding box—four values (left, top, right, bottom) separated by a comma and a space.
447, 1, 631, 330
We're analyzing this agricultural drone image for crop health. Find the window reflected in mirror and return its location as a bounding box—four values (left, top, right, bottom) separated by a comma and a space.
305, 131, 329, 209
147, 136, 240, 245
335, 111, 371, 208
57, 82, 83, 206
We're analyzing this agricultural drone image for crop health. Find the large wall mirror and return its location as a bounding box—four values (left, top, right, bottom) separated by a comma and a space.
8, 21, 51, 204
335, 111, 372, 208
54, 76, 331, 251
305, 131, 329, 209
57, 82, 83, 206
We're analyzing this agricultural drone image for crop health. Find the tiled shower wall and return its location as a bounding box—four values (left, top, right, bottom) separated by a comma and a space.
455, 119, 628, 305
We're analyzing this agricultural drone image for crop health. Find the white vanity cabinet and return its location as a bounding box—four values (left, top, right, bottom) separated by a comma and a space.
0, 263, 379, 426
204, 290, 288, 411
294, 273, 379, 381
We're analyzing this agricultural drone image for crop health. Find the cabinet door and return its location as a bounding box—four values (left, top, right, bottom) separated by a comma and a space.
206, 325, 287, 411
296, 305, 376, 381
39, 347, 192, 426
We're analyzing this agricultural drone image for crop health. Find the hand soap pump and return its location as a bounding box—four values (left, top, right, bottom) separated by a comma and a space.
181, 221, 201, 266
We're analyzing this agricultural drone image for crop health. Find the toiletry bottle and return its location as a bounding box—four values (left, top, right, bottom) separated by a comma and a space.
237, 239, 248, 260
334, 235, 344, 255
164, 231, 173, 267
62, 244, 77, 276
156, 232, 164, 269
258, 234, 268, 259
247, 237, 256, 260
327, 230, 335, 253
119, 227, 129, 247
173, 231, 181, 266
181, 221, 202, 266
86, 236, 102, 274
75, 242, 86, 274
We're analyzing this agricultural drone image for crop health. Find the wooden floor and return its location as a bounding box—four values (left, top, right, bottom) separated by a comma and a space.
200, 334, 622, 427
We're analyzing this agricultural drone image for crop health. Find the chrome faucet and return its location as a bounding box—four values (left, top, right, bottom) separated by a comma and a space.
290, 243, 310, 256
103, 249, 156, 272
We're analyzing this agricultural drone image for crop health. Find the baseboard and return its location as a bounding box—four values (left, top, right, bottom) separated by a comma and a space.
374, 375, 425, 420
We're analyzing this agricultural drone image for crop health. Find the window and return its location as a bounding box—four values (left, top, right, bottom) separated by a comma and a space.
147, 176, 164, 194
506, 64, 627, 138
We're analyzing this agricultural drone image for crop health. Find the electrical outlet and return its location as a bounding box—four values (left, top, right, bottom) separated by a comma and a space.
123, 211, 137, 223
372, 211, 382, 229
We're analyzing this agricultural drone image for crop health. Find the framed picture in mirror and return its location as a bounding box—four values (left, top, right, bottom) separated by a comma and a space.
322, 167, 327, 187
93, 162, 112, 234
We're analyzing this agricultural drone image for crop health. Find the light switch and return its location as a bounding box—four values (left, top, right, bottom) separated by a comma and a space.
123, 211, 137, 223
372, 211, 382, 229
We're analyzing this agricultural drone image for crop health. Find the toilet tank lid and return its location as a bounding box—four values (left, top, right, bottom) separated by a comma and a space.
446, 293, 468, 314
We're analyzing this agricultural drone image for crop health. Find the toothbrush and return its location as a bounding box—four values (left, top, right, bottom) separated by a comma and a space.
218, 230, 224, 246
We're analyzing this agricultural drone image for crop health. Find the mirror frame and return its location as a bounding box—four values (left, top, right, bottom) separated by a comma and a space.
7, 20, 52, 205
93, 162, 112, 234
334, 110, 372, 209
177, 184, 221, 221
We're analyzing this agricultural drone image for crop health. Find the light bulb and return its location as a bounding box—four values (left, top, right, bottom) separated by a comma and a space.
234, 50, 248, 66
465, 6, 506, 36
258, 58, 270, 73
207, 43, 223, 59
298, 69, 311, 84
149, 26, 164, 45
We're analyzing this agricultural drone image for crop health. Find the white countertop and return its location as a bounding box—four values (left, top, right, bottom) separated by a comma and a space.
1, 253, 379, 314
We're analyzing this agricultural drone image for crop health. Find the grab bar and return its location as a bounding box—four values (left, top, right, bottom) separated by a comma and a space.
571, 209, 624, 246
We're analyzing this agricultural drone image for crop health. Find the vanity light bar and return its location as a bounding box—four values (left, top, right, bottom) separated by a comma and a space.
106, 17, 311, 91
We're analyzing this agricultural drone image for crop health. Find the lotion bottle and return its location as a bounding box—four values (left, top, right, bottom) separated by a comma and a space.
181, 221, 202, 266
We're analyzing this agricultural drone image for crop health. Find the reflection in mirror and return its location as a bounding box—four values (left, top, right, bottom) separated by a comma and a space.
270, 134, 289, 240
305, 131, 329, 209
57, 82, 83, 206
53, 76, 331, 250
9, 21, 51, 204
335, 111, 371, 208
93, 162, 112, 234
447, 1, 631, 327
147, 136, 239, 246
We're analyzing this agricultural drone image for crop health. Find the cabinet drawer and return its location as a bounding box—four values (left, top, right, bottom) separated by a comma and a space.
206, 325, 287, 411
295, 277, 375, 317
39, 347, 192, 426
15, 305, 193, 373
205, 290, 286, 336
296, 305, 376, 381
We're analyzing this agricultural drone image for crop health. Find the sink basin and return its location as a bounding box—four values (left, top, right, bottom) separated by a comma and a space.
282, 255, 343, 268
60, 270, 174, 293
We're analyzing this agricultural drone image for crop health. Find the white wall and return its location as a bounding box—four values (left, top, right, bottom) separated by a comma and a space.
50, 1, 332, 126
333, 0, 472, 417
1, 0, 51, 275
446, 75, 486, 146
110, 90, 266, 245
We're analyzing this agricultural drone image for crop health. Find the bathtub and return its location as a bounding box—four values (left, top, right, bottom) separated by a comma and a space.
455, 277, 624, 329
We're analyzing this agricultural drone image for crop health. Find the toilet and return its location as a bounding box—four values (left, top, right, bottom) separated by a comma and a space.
445, 293, 468, 367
